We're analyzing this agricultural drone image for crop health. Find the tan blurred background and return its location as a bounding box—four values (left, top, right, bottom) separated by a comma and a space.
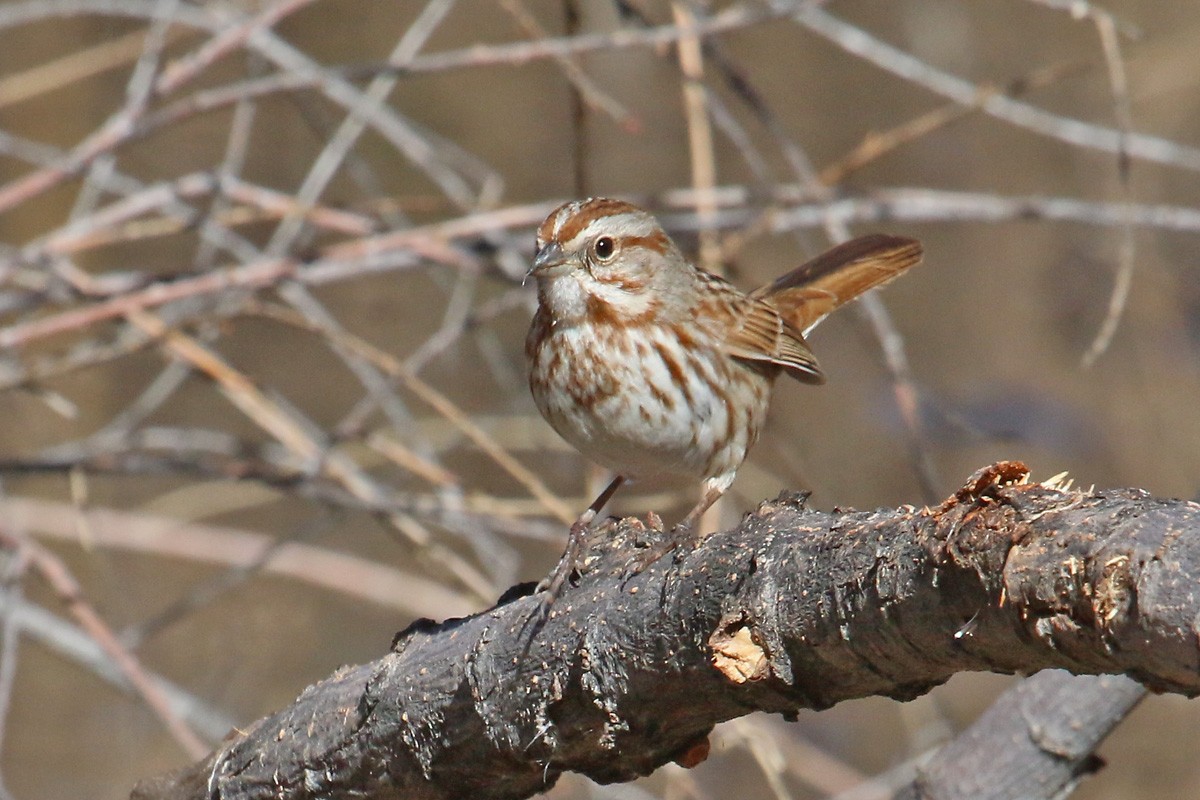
0, 1, 1199, 798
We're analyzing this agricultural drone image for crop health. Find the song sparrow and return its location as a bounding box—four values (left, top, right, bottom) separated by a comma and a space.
525, 198, 921, 594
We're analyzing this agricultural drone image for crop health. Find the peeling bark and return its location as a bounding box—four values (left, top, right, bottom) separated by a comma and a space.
132, 462, 1200, 800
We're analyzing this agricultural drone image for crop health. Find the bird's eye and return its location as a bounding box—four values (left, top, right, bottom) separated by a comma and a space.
593, 236, 615, 261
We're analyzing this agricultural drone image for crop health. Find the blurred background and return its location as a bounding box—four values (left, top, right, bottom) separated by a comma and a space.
0, 0, 1198, 798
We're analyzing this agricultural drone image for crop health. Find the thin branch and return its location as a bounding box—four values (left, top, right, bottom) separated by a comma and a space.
790, 4, 1200, 171
0, 530, 208, 758
1, 496, 476, 619
0, 588, 235, 742
672, 1, 721, 272
1080, 8, 1136, 368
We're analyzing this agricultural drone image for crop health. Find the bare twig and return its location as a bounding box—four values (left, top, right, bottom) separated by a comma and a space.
0, 530, 208, 758
1080, 8, 1137, 368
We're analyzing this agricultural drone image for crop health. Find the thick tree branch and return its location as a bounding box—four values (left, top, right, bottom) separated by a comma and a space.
132, 462, 1200, 800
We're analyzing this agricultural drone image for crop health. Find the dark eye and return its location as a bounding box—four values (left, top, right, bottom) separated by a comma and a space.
593, 236, 615, 261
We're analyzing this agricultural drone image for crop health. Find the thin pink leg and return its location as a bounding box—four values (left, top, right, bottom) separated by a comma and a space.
539, 475, 626, 599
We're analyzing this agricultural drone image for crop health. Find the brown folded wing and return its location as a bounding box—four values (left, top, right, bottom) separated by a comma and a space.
724, 297, 825, 384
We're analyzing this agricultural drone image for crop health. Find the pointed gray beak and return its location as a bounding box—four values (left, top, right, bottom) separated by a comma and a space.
526, 242, 565, 281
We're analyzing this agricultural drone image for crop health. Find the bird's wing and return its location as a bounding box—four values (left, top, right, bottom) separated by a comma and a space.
723, 296, 825, 385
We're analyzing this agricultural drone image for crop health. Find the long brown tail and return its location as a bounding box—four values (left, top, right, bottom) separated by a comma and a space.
754, 234, 923, 335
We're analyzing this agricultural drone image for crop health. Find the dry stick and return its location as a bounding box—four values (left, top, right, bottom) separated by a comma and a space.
336, 285, 531, 439
0, 530, 208, 759
33, 172, 219, 261
260, 0, 459, 491
16, 148, 472, 606
0, 497, 471, 618
0, 91, 144, 215
860, 292, 940, 505
0, 2, 1192, 225
752, 719, 874, 798
672, 1, 722, 273
236, 0, 532, 446
0, 258, 296, 349
0, 549, 29, 792
0, 330, 159, 393
1, 491, 456, 610
120, 309, 497, 600
564, 0, 589, 199
1023, 0, 1141, 37
0, 590, 235, 742
50, 117, 257, 463
0, 116, 267, 282
791, 4, 1200, 171
196, 77, 260, 272
5, 187, 1200, 357
366, 431, 460, 489
1081, 9, 1136, 368
3, 17, 477, 556
817, 61, 1088, 187
235, 12, 478, 212
720, 717, 865, 799
0, 2, 191, 217
249, 304, 578, 526
68, 0, 178, 234
377, 369, 572, 524
7, 10, 487, 606
53, 196, 369, 250
219, 175, 376, 236
0, 444, 647, 540
318, 200, 558, 261
9, 167, 369, 277
500, 0, 639, 132
261, 0, 452, 257
664, 187, 1200, 232
128, 0, 1200, 177
0, 396, 669, 519
126, 2, 784, 144
0, 26, 188, 110
0, 0, 441, 225
154, 0, 320, 96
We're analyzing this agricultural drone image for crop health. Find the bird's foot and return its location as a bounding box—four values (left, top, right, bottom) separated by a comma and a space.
623, 519, 704, 580
523, 516, 592, 642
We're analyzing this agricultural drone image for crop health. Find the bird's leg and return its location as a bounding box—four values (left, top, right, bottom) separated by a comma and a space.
521, 475, 625, 644
629, 481, 726, 573
538, 474, 625, 599
675, 483, 725, 541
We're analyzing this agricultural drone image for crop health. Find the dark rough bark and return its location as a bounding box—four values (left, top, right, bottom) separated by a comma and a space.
132, 462, 1200, 800
897, 669, 1146, 800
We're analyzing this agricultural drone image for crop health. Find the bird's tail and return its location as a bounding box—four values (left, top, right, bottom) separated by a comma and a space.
754, 234, 923, 336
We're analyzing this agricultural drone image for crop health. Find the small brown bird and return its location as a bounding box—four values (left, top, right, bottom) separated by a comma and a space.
525, 198, 921, 593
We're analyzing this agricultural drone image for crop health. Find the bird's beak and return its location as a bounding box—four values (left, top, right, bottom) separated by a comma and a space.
525, 242, 565, 283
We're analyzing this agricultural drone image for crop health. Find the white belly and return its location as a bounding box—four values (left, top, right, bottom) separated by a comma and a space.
528, 319, 771, 483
